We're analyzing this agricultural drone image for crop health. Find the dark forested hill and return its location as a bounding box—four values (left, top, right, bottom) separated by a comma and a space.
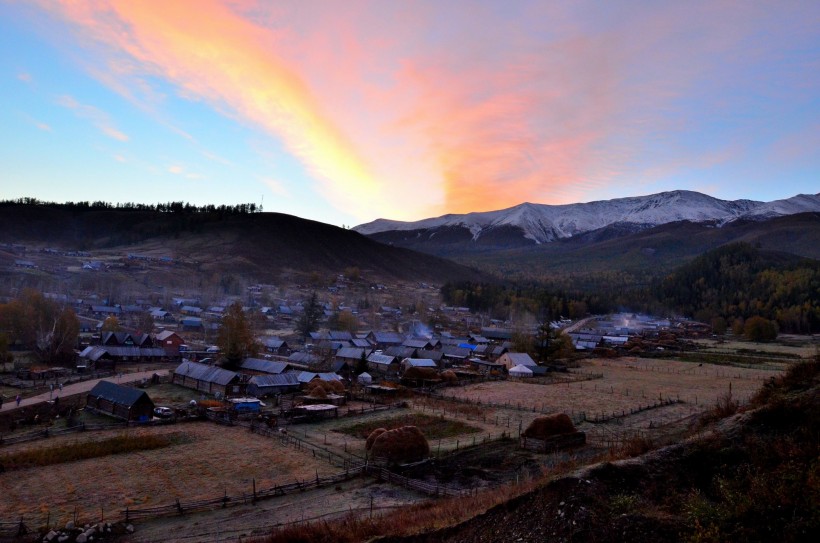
659, 242, 820, 333
0, 201, 483, 283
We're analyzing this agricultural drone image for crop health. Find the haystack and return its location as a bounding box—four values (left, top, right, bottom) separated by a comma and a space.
365, 428, 388, 450
307, 385, 328, 399
522, 413, 576, 439
369, 425, 430, 463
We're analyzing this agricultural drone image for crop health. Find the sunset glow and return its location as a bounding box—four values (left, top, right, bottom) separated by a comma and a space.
2, 1, 818, 225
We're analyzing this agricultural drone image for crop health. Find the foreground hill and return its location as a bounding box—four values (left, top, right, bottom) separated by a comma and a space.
393, 362, 819, 543
0, 203, 482, 283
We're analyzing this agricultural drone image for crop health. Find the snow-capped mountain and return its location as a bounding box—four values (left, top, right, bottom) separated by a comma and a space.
355, 191, 820, 246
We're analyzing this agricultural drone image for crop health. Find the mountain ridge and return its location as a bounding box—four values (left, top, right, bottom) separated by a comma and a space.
355, 190, 820, 247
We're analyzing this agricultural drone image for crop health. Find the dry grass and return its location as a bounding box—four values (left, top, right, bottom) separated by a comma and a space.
0, 422, 339, 524
442, 357, 776, 425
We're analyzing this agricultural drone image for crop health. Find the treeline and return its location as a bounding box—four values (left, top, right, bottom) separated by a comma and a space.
440, 281, 618, 322
1, 198, 262, 215
659, 242, 820, 334
442, 242, 820, 335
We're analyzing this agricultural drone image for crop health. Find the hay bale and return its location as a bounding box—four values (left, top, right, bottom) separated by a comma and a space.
365, 428, 388, 450
308, 386, 327, 399
369, 426, 430, 463
327, 379, 345, 393
523, 413, 576, 439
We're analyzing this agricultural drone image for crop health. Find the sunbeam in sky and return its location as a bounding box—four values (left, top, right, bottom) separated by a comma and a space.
2, 1, 818, 226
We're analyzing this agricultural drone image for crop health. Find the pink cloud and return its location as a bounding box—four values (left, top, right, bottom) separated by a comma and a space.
39, 0, 820, 219
56, 94, 128, 141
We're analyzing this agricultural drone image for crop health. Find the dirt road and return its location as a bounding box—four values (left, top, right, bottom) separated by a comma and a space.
0, 369, 170, 413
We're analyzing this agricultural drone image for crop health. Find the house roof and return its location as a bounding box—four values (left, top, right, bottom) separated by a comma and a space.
336, 347, 369, 359
367, 353, 396, 366
329, 331, 353, 341
351, 338, 372, 348
385, 346, 416, 359
88, 380, 152, 408
502, 353, 537, 366
417, 349, 443, 362
402, 358, 437, 368
442, 346, 472, 359
249, 373, 300, 387
156, 330, 181, 341
240, 358, 288, 374
261, 338, 287, 349
402, 339, 431, 349
370, 331, 404, 344
174, 361, 238, 385
287, 351, 322, 366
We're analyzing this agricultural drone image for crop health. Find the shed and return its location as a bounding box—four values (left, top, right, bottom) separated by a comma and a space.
173, 361, 241, 397
357, 372, 373, 385
86, 380, 155, 422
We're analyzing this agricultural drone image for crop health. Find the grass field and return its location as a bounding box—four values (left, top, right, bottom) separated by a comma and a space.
440, 357, 780, 426
0, 422, 340, 525
334, 413, 482, 440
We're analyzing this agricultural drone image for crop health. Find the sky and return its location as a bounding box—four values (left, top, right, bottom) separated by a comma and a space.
1, 1, 818, 227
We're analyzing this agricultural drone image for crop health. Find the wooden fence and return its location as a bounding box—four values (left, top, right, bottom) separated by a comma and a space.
121, 469, 365, 522
364, 464, 471, 498
582, 398, 683, 423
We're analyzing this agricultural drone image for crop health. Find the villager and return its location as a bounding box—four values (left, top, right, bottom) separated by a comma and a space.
16, 394, 21, 406
0, 395, 4, 408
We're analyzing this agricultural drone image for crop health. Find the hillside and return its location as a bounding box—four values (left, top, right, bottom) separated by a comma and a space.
379, 361, 820, 543
452, 212, 820, 281
0, 203, 483, 284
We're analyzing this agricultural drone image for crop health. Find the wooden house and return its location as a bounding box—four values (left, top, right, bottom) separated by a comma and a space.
86, 380, 155, 421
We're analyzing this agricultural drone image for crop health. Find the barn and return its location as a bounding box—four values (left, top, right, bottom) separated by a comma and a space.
86, 380, 155, 421
173, 361, 241, 397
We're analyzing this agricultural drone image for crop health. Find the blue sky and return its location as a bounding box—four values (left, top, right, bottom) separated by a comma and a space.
2, 1, 818, 227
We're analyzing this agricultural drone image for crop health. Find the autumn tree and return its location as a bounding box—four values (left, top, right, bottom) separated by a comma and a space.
217, 302, 257, 369
0, 290, 79, 365
744, 316, 778, 342
101, 315, 122, 332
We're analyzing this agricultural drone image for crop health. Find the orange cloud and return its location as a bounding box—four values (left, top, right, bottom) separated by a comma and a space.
39, 0, 811, 220
49, 0, 396, 218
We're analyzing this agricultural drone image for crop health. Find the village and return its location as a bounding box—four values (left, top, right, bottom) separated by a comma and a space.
0, 260, 806, 542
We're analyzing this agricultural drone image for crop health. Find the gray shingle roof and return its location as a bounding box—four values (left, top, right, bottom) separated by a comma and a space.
88, 380, 152, 408
174, 361, 238, 385
241, 358, 288, 374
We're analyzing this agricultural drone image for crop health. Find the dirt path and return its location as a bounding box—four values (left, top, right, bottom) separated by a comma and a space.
122, 478, 426, 543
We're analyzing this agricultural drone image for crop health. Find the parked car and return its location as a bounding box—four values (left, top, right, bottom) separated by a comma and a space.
154, 406, 174, 419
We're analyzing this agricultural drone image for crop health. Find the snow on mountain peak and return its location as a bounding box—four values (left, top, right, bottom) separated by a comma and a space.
353, 191, 820, 244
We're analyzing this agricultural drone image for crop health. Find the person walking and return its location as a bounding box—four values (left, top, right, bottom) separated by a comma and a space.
0, 395, 4, 409
16, 394, 21, 407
